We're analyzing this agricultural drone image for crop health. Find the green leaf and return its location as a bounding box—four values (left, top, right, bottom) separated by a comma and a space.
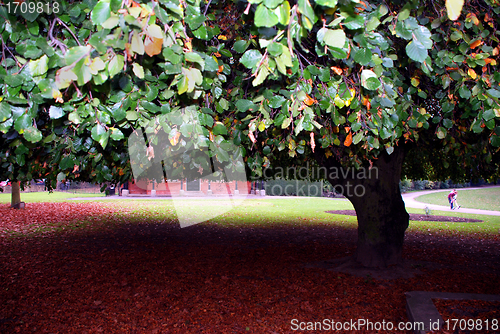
354, 48, 372, 65
91, 0, 111, 25
23, 126, 42, 143
315, 0, 337, 8
233, 40, 250, 53
254, 4, 279, 27
380, 127, 392, 139
14, 115, 31, 134
353, 131, 364, 144
49, 106, 64, 119
177, 74, 188, 95
108, 54, 124, 78
443, 118, 454, 128
192, 26, 208, 40
91, 123, 109, 149
212, 122, 228, 135
395, 21, 412, 40
185, 14, 206, 30
28, 55, 49, 77
344, 15, 365, 30
298, 0, 316, 26
199, 113, 214, 127
269, 95, 286, 108
132, 63, 145, 79
412, 26, 432, 49
0, 102, 11, 122
406, 41, 428, 62
241, 50, 263, 69
202, 56, 217, 72
274, 1, 290, 25
236, 100, 258, 112
365, 17, 380, 31
4, 75, 24, 88
361, 70, 380, 90
459, 85, 471, 99
436, 126, 447, 139
491, 135, 500, 147
321, 29, 346, 49
102, 15, 119, 29
263, 0, 282, 9
482, 109, 496, 121
267, 42, 283, 57
398, 8, 410, 21
282, 117, 292, 129
486, 89, 500, 99
130, 32, 144, 55
20, 1, 40, 22
65, 45, 91, 65
110, 128, 124, 141
252, 66, 270, 86
185, 52, 205, 70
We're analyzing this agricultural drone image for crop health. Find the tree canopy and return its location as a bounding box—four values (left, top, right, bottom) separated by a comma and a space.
0, 0, 499, 189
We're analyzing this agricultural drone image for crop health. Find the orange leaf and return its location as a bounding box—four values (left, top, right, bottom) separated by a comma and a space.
144, 36, 162, 57
468, 68, 477, 80
310, 132, 316, 153
331, 66, 343, 76
169, 132, 181, 146
304, 94, 316, 106
344, 132, 352, 147
470, 40, 482, 49
248, 131, 256, 144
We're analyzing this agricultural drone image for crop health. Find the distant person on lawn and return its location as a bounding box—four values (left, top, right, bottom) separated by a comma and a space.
447, 189, 458, 209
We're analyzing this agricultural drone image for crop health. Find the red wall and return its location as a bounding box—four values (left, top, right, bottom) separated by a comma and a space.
127, 180, 250, 195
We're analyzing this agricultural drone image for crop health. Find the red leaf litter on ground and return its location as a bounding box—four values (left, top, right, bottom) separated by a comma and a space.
0, 202, 499, 333
0, 202, 122, 239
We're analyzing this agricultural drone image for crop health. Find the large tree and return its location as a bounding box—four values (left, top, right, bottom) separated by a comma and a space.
0, 0, 499, 266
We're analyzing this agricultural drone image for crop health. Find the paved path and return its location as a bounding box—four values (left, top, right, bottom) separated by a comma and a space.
402, 187, 500, 216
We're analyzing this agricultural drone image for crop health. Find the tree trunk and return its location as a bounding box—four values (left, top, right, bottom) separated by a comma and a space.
315, 146, 409, 268
11, 181, 22, 208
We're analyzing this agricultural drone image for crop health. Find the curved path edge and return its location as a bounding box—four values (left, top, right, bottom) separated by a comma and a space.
402, 186, 500, 216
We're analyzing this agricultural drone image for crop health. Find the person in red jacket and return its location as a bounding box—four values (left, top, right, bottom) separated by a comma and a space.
447, 189, 457, 209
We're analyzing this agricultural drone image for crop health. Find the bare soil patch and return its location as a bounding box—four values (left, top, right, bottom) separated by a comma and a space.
326, 210, 483, 223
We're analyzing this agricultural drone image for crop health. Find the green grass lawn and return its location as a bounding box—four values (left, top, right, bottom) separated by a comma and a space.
2, 194, 499, 240
414, 187, 500, 211
0, 191, 105, 203
115, 197, 500, 238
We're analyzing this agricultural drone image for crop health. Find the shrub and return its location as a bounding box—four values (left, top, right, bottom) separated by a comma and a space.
399, 179, 413, 193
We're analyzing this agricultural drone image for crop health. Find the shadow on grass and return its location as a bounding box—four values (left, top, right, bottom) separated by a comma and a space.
1, 212, 499, 333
